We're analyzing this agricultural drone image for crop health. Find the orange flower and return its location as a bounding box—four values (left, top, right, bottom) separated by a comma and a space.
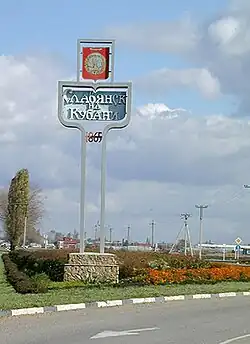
146, 265, 250, 285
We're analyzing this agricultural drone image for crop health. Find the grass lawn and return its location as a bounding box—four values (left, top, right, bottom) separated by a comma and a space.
1, 259, 250, 311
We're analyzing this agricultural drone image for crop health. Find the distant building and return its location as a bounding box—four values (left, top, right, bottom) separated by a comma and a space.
58, 237, 79, 249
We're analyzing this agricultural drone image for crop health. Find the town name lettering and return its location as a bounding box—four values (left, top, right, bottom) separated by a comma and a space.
63, 89, 127, 121
63, 90, 126, 107
66, 105, 120, 121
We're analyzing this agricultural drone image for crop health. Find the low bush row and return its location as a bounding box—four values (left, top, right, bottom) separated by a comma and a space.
146, 265, 250, 285
2, 254, 49, 294
9, 249, 215, 282
4, 249, 250, 294
9, 250, 67, 281
8, 249, 217, 282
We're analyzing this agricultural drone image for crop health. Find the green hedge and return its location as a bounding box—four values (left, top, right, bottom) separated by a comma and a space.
2, 254, 48, 294
9, 250, 67, 282
9, 249, 215, 283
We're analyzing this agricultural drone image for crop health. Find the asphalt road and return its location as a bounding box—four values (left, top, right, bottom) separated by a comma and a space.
1, 296, 250, 344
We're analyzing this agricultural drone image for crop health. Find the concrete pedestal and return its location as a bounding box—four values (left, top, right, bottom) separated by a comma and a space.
64, 252, 119, 283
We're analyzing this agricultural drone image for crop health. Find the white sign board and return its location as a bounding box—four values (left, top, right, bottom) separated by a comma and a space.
57, 81, 132, 133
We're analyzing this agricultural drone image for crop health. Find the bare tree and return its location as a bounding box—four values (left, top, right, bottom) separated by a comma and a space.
0, 182, 45, 243
26, 184, 45, 230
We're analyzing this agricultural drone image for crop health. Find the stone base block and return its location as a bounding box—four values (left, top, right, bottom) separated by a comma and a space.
64, 252, 119, 283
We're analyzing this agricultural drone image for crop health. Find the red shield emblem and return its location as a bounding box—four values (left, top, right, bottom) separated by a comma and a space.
82, 47, 109, 80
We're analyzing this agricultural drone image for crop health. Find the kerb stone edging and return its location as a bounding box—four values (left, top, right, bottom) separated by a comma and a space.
1, 291, 250, 317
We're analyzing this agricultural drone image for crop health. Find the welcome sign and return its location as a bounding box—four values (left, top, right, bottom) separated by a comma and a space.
57, 38, 132, 256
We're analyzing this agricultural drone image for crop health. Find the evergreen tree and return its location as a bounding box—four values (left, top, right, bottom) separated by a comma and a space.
5, 169, 29, 250
0, 183, 44, 243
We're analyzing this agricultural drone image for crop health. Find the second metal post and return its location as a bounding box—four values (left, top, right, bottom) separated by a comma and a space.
99, 132, 108, 254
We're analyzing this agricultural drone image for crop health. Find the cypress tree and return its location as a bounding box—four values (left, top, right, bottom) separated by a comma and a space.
5, 169, 29, 250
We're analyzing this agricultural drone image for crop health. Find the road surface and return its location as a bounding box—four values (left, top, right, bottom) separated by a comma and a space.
1, 296, 250, 343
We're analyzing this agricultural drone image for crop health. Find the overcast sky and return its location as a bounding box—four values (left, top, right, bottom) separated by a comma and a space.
1, 0, 250, 245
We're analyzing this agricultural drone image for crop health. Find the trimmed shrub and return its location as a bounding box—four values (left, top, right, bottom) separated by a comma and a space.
2, 254, 48, 293
30, 273, 50, 293
9, 249, 68, 282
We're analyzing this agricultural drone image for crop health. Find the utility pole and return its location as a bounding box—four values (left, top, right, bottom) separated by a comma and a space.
195, 204, 208, 260
127, 225, 131, 245
109, 227, 113, 243
150, 220, 155, 248
44, 234, 48, 249
94, 221, 100, 241
170, 213, 193, 256
181, 213, 192, 256
22, 216, 27, 248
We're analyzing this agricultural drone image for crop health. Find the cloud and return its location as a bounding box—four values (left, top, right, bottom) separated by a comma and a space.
1, 54, 250, 244
135, 68, 221, 99
104, 15, 199, 54
107, 104, 250, 187
105, 1, 250, 114
208, 16, 242, 53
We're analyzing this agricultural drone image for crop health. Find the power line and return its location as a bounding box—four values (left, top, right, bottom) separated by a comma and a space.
211, 188, 245, 207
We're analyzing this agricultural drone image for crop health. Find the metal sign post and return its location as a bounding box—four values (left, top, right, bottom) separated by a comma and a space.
235, 245, 241, 260
79, 130, 87, 253
234, 237, 242, 262
222, 244, 226, 261
78, 38, 115, 254
100, 133, 107, 253
57, 81, 132, 254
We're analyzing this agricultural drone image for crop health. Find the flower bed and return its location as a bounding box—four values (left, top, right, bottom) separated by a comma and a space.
9, 249, 213, 282
4, 248, 250, 294
146, 265, 250, 285
7, 249, 250, 294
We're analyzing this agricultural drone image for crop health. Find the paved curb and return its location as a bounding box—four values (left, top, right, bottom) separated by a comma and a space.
1, 291, 250, 317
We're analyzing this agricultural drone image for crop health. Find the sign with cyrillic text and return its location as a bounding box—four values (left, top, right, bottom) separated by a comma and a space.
57, 81, 132, 132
